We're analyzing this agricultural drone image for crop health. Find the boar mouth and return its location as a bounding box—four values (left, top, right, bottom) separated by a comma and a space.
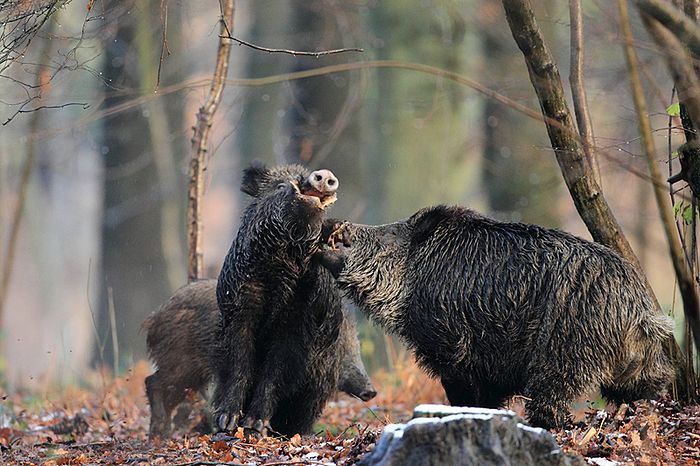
294, 183, 337, 209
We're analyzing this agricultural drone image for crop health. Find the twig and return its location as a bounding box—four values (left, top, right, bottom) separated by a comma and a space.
156, 0, 170, 91
220, 33, 363, 57
568, 0, 600, 186
258, 460, 330, 466
173, 462, 242, 466
576, 426, 597, 446
64, 440, 114, 449
187, 0, 235, 282
107, 286, 119, 374
333, 422, 359, 440
2, 101, 90, 126
85, 259, 109, 414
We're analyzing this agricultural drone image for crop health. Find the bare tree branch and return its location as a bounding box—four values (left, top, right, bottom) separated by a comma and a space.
1, 1, 101, 126
623, 0, 700, 358
635, 0, 700, 56
0, 0, 66, 73
639, 7, 700, 162
16, 58, 693, 201
220, 33, 363, 57
187, 0, 235, 282
569, 0, 600, 186
156, 0, 170, 91
2, 101, 89, 125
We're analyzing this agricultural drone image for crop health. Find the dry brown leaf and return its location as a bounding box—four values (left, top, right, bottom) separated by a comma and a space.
220, 451, 236, 462
289, 433, 302, 446
630, 430, 643, 448
212, 439, 229, 452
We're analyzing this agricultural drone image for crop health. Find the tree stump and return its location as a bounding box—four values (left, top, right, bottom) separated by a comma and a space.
359, 404, 584, 466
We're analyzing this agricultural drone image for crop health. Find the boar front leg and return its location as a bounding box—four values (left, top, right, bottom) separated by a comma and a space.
212, 315, 256, 432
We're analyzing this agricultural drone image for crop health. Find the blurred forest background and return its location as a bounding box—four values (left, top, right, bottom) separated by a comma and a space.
0, 0, 690, 390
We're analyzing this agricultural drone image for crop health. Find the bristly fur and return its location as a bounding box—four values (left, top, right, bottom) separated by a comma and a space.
212, 163, 344, 435
319, 205, 675, 429
143, 279, 373, 437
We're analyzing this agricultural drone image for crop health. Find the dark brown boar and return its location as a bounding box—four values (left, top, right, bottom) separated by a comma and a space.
212, 163, 342, 435
145, 282, 375, 435
317, 205, 675, 429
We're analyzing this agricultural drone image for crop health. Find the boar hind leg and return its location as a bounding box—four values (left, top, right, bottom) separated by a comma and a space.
146, 370, 191, 438
524, 368, 584, 429
243, 332, 307, 434
441, 376, 506, 408
146, 372, 172, 438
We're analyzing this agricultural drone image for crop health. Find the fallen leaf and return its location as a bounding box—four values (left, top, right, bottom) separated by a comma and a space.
290, 433, 302, 446
212, 439, 229, 452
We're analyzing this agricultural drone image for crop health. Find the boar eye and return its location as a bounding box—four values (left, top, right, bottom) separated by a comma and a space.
277, 182, 287, 190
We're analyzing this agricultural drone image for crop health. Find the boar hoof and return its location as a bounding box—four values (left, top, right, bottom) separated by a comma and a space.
242, 417, 270, 437
328, 221, 352, 249
216, 412, 239, 432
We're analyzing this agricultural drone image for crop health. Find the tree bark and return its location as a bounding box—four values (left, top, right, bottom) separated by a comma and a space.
500, 0, 643, 273
187, 0, 235, 282
635, 0, 700, 57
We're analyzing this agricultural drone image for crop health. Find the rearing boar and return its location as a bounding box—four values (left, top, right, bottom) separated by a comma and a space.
213, 162, 344, 435
318, 205, 675, 428
143, 279, 376, 438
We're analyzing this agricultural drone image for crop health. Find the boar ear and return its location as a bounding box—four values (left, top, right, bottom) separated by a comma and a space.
241, 161, 268, 197
411, 205, 453, 245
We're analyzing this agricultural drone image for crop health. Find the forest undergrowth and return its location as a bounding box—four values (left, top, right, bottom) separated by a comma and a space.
1, 358, 698, 465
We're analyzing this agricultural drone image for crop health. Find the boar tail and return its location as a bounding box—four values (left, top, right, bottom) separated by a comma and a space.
601, 312, 675, 403
638, 313, 675, 342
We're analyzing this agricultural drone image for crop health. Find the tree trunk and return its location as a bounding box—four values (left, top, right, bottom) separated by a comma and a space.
96, 1, 171, 369
187, 0, 236, 282
623, 0, 700, 363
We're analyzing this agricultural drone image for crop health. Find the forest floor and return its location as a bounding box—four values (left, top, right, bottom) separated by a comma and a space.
1, 360, 698, 465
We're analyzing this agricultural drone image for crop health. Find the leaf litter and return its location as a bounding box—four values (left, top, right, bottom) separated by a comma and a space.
1, 360, 698, 465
